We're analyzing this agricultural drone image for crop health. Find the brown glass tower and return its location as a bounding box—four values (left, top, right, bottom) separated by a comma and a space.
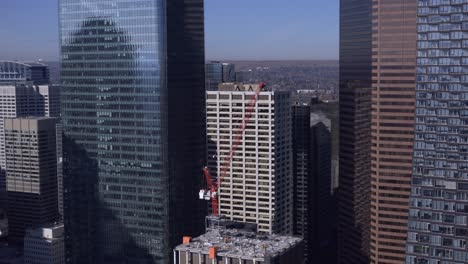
338, 0, 372, 263
339, 0, 417, 263
370, 1, 417, 263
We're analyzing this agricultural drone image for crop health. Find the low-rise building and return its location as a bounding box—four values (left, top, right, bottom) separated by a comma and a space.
174, 218, 303, 264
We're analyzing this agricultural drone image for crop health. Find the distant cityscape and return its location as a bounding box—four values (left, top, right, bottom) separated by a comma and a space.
45, 60, 339, 102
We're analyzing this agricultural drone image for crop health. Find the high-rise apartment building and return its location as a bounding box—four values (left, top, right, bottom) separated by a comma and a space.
0, 61, 50, 85
292, 103, 334, 263
206, 83, 293, 234
370, 1, 417, 263
338, 0, 373, 262
5, 117, 59, 243
205, 62, 237, 91
24, 224, 65, 264
59, 0, 205, 262
406, 1, 468, 263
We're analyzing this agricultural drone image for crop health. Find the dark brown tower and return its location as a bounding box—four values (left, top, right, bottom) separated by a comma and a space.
338, 0, 373, 263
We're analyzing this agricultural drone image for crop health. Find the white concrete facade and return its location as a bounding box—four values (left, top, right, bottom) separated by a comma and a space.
206, 87, 293, 234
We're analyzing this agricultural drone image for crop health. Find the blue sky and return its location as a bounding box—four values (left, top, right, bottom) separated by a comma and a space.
0, 0, 338, 61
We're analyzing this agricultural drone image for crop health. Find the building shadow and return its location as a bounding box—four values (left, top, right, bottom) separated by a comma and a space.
63, 135, 154, 264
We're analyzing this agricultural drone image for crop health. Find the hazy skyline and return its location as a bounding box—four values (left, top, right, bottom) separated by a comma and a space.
0, 0, 338, 61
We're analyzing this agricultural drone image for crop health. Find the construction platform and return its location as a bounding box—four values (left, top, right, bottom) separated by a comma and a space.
174, 217, 304, 264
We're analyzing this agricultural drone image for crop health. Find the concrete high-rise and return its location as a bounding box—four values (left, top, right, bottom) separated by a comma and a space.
406, 1, 468, 263
338, 0, 373, 262
5, 117, 59, 243
370, 1, 417, 263
59, 0, 205, 262
0, 83, 60, 224
206, 83, 293, 234
0, 84, 60, 169
292, 103, 334, 263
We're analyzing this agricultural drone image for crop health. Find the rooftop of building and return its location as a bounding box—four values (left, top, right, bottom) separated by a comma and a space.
6, 116, 57, 121
175, 224, 302, 261
216, 82, 265, 92
0, 61, 48, 68
25, 223, 64, 241
207, 83, 295, 95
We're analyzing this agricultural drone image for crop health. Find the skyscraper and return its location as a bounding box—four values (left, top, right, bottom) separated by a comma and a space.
206, 83, 293, 234
292, 103, 333, 263
5, 117, 59, 243
406, 1, 468, 263
370, 1, 417, 263
205, 62, 223, 91
338, 0, 373, 262
59, 0, 205, 263
0, 83, 60, 171
0, 83, 60, 221
205, 61, 236, 91
221, 63, 236, 83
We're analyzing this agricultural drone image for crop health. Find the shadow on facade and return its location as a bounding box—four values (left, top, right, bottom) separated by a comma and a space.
61, 17, 155, 263
63, 135, 154, 264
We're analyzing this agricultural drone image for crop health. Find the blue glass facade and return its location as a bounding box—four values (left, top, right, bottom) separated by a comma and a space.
59, 0, 205, 263
407, 1, 468, 263
205, 62, 223, 91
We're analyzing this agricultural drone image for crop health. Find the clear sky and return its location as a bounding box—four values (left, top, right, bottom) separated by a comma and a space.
0, 0, 338, 61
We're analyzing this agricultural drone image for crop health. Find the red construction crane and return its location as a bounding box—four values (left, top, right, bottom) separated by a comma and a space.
200, 82, 266, 215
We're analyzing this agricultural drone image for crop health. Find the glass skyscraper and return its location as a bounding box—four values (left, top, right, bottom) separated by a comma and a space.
407, 1, 468, 263
338, 0, 372, 263
59, 0, 205, 263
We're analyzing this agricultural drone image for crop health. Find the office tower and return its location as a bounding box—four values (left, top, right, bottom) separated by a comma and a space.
4, 117, 59, 243
0, 84, 60, 169
206, 83, 293, 234
338, 0, 372, 262
0, 61, 50, 85
174, 220, 304, 264
370, 1, 417, 263
24, 224, 65, 264
235, 71, 244, 83
205, 62, 223, 91
292, 103, 333, 263
0, 84, 60, 224
59, 0, 205, 262
406, 1, 468, 263
222, 63, 236, 83
205, 61, 236, 91
310, 122, 334, 256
